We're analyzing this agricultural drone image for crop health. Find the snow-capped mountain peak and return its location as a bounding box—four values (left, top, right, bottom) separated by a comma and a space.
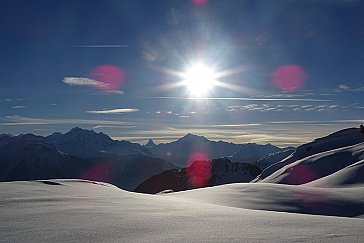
177, 133, 209, 143
146, 139, 156, 147
64, 127, 112, 141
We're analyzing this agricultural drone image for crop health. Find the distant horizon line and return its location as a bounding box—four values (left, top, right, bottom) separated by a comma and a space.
2, 125, 362, 149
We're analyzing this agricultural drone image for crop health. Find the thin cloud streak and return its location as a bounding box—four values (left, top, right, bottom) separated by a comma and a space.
93, 125, 136, 129
268, 119, 364, 125
225, 104, 341, 112
87, 108, 139, 114
70, 45, 128, 48
149, 97, 332, 102
0, 115, 136, 126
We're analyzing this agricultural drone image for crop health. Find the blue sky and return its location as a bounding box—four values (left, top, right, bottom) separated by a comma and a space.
0, 0, 363, 146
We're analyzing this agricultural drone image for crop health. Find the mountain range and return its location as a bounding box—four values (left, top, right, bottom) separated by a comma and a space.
143, 133, 285, 167
1, 126, 364, 243
2, 126, 363, 194
254, 127, 364, 184
0, 127, 284, 190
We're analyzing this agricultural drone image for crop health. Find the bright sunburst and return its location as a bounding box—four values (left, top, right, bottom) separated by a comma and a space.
182, 63, 218, 97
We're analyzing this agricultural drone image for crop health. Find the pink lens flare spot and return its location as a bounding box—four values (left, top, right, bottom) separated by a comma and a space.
273, 64, 307, 92
192, 0, 207, 6
81, 162, 114, 182
91, 65, 125, 91
186, 151, 211, 188
286, 164, 318, 185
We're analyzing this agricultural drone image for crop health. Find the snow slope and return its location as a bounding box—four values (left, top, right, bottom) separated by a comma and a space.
307, 159, 364, 187
260, 142, 364, 185
255, 148, 295, 170
255, 127, 364, 181
1, 180, 363, 242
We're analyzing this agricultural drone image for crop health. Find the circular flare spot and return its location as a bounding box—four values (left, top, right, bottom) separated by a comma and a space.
273, 65, 306, 91
192, 0, 207, 5
81, 162, 114, 183
286, 164, 318, 185
90, 65, 125, 91
186, 151, 211, 188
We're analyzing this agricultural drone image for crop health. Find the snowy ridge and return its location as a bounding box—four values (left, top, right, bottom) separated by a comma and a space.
307, 159, 364, 187
255, 127, 364, 182
260, 142, 364, 185
255, 148, 295, 170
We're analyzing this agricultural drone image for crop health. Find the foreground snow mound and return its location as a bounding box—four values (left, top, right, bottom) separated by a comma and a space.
1, 180, 363, 242
255, 128, 364, 181
260, 142, 364, 185
168, 183, 364, 218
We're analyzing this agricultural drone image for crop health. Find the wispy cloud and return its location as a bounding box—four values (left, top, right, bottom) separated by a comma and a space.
103, 90, 125, 95
63, 77, 107, 89
63, 77, 125, 94
12, 106, 26, 109
86, 108, 139, 114
336, 84, 364, 92
338, 84, 350, 90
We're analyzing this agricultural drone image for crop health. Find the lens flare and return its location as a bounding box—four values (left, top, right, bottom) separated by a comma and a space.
81, 162, 114, 183
192, 0, 207, 5
273, 64, 306, 92
90, 65, 125, 91
186, 151, 211, 188
182, 64, 217, 97
286, 164, 318, 185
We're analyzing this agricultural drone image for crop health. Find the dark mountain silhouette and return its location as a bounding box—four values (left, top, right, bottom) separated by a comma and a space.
47, 127, 147, 159
144, 133, 284, 167
0, 129, 177, 190
135, 157, 261, 194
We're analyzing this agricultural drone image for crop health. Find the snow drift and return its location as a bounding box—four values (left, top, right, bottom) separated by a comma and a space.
0, 179, 363, 243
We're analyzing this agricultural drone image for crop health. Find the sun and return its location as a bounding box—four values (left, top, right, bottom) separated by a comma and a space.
182, 63, 217, 97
